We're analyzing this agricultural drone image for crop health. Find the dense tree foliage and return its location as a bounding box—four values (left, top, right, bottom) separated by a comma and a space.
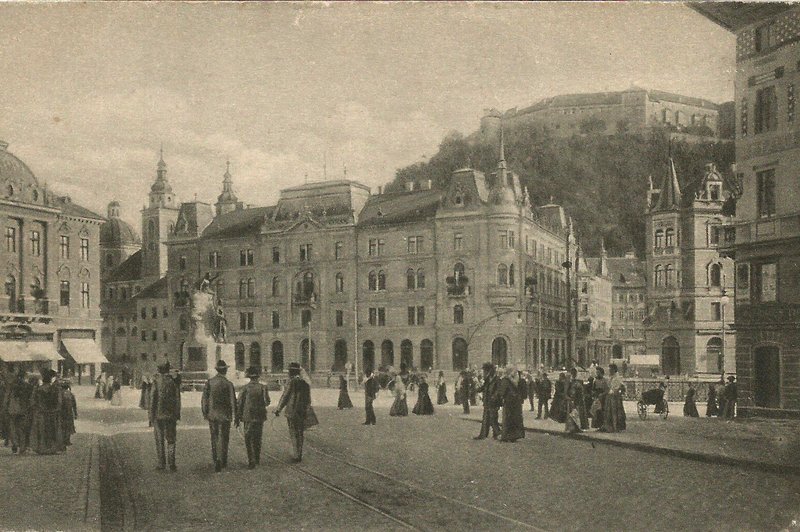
390, 128, 734, 258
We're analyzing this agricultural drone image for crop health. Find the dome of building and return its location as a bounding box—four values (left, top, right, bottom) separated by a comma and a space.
101, 201, 141, 247
0, 141, 43, 203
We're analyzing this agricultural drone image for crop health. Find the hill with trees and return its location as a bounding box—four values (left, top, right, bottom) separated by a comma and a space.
389, 127, 734, 258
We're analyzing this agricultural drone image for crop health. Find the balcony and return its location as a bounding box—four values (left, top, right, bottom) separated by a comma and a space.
729, 212, 800, 249
486, 284, 517, 309
292, 292, 319, 306
445, 276, 470, 297
0, 297, 53, 323
717, 224, 737, 257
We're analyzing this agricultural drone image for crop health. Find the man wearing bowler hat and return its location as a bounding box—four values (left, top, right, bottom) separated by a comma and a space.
202, 359, 237, 472
150, 361, 181, 471
274, 362, 311, 462
236, 366, 270, 469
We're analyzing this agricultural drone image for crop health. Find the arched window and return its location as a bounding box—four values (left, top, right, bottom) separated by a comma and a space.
665, 228, 675, 247
508, 264, 515, 287
362, 340, 375, 371
406, 268, 416, 290
420, 339, 434, 370
333, 339, 348, 371
654, 265, 663, 287
381, 340, 394, 368
272, 276, 280, 297
654, 229, 664, 249
400, 339, 413, 370
709, 263, 722, 287
453, 262, 465, 282
250, 342, 261, 368
452, 337, 468, 371
665, 264, 674, 288
235, 342, 246, 372
302, 272, 315, 299
368, 271, 377, 291
378, 270, 386, 291
417, 269, 425, 289
661, 336, 680, 375
271, 341, 284, 373
497, 264, 508, 286
453, 304, 464, 324
492, 337, 508, 367
335, 272, 344, 293
239, 279, 247, 298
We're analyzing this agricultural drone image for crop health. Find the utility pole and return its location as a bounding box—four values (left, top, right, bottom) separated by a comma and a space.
353, 298, 359, 391
564, 224, 573, 370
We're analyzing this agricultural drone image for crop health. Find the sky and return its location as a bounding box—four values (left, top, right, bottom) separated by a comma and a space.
0, 2, 734, 228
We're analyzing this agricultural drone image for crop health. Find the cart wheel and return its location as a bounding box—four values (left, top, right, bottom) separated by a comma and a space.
660, 400, 669, 419
637, 401, 647, 420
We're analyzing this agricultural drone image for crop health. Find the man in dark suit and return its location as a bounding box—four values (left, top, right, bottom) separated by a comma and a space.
275, 362, 311, 462
201, 359, 237, 472
149, 361, 181, 471
474, 363, 501, 440
536, 372, 552, 419
5, 369, 33, 454
363, 368, 378, 425
526, 371, 536, 411
236, 366, 270, 469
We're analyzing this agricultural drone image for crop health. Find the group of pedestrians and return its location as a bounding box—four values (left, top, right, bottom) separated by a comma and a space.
143, 359, 314, 472
0, 368, 78, 456
705, 376, 737, 419
356, 367, 436, 424
94, 372, 122, 406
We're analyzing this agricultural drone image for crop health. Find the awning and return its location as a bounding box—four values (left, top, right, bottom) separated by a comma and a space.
61, 339, 108, 365
0, 341, 63, 362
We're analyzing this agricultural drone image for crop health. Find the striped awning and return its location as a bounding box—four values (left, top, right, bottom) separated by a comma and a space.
0, 341, 62, 362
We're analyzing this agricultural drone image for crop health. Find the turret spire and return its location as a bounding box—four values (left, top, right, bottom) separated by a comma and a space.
498, 124, 507, 170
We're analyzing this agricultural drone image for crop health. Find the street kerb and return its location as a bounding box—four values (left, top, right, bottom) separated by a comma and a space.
462, 417, 800, 477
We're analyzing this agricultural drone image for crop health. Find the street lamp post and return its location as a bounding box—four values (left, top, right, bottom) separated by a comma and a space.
720, 286, 729, 376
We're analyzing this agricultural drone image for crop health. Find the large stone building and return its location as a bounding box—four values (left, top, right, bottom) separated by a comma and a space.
695, 4, 800, 416
576, 248, 614, 366
480, 87, 720, 139
103, 142, 576, 377
643, 158, 736, 377
0, 140, 106, 379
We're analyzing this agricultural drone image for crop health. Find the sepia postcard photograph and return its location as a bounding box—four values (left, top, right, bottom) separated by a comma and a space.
0, 1, 799, 530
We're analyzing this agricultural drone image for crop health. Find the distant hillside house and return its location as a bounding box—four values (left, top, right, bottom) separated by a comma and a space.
479, 87, 720, 139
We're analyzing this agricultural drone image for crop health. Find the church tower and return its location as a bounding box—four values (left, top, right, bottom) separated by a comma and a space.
141, 147, 180, 283
215, 160, 242, 216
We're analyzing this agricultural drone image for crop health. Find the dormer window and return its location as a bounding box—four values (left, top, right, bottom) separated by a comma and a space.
708, 183, 721, 201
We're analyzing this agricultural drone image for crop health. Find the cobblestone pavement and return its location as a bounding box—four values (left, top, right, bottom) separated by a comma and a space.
6, 385, 799, 532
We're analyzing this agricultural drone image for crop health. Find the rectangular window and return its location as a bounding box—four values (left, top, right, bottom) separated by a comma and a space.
408, 306, 415, 325
407, 236, 423, 254
247, 249, 254, 266
151, 330, 158, 342
300, 244, 312, 262
532, 240, 538, 259
30, 230, 40, 257
272, 247, 280, 264
508, 231, 515, 249
335, 242, 343, 260
369, 307, 377, 326
209, 251, 221, 268
757, 169, 776, 218
417, 306, 425, 326
709, 226, 720, 246
60, 236, 70, 259
368, 239, 377, 257
755, 86, 778, 134
301, 310, 311, 327
80, 238, 89, 261
179, 256, 187, 271
499, 230, 508, 249
453, 232, 463, 251
378, 239, 385, 257
141, 330, 147, 342
5, 227, 15, 253
755, 22, 776, 53
378, 307, 386, 326
272, 311, 280, 329
711, 302, 722, 321
240, 312, 254, 330
163, 330, 168, 342
151, 307, 157, 319
760, 263, 777, 302
789, 84, 795, 123
736, 263, 750, 303
81, 282, 90, 308
59, 280, 70, 306
336, 310, 344, 327
141, 307, 147, 319
741, 97, 748, 137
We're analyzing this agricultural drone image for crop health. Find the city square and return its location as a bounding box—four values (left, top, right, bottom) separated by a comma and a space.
2, 2, 800, 530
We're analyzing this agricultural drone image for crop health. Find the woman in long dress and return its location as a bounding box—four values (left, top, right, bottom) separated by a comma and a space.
30, 369, 64, 454
436, 371, 449, 405
139, 377, 150, 410
549, 373, 568, 423
706, 384, 719, 417
683, 387, 699, 417
60, 380, 78, 446
389, 374, 408, 417
591, 368, 609, 429
497, 367, 525, 442
412, 375, 434, 415
337, 375, 353, 409
602, 363, 626, 432
111, 378, 122, 406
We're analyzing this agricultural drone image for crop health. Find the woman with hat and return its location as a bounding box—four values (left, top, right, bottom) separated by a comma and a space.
412, 374, 434, 416
274, 362, 312, 462
435, 370, 448, 405
60, 379, 78, 446
389, 372, 408, 417
30, 369, 64, 454
496, 365, 525, 442
337, 374, 353, 410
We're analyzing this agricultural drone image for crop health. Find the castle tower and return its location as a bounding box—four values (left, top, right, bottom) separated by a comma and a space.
100, 200, 140, 277
644, 158, 735, 376
141, 147, 180, 283
215, 160, 241, 216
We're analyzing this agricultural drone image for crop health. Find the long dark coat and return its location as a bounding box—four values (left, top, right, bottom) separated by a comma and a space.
497, 377, 525, 442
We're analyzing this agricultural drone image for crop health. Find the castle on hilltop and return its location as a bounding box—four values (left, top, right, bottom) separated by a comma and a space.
479, 87, 722, 139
